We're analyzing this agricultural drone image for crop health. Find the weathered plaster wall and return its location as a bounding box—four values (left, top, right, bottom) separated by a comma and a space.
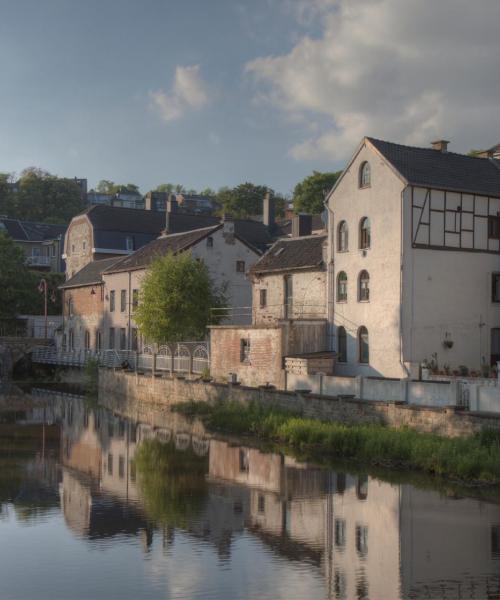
63, 216, 94, 279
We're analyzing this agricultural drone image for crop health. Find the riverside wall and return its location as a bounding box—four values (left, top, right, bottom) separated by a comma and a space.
98, 368, 500, 439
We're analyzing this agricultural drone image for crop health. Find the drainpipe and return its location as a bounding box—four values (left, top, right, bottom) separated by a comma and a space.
399, 187, 411, 378
128, 271, 132, 350
324, 196, 335, 351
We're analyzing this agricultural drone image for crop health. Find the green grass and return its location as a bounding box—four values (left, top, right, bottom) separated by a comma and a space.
173, 401, 500, 484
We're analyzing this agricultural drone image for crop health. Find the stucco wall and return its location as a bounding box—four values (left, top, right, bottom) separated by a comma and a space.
327, 140, 406, 378
252, 269, 326, 325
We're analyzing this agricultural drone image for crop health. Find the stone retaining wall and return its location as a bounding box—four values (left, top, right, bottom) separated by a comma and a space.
99, 368, 500, 438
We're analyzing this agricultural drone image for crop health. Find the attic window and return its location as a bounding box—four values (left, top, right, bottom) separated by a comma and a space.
275, 247, 285, 256
206, 236, 213, 248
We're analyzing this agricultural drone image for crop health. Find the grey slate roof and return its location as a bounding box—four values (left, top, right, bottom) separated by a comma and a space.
59, 256, 122, 289
250, 235, 327, 275
0, 218, 66, 242
104, 226, 221, 273
368, 137, 500, 198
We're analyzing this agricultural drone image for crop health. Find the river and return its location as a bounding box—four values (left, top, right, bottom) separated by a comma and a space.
0, 385, 499, 600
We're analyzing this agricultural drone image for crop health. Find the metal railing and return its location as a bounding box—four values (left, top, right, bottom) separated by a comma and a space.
211, 302, 327, 325
25, 255, 52, 267
32, 342, 210, 374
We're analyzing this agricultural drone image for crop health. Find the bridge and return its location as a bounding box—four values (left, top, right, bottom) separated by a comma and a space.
0, 337, 54, 378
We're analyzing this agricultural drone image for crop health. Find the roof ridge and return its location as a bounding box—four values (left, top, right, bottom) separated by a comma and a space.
367, 136, 487, 162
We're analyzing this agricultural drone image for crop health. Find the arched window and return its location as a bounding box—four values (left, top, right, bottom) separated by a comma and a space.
359, 161, 371, 188
337, 326, 347, 362
359, 217, 371, 249
84, 330, 90, 350
337, 221, 348, 252
337, 272, 348, 302
358, 326, 369, 363
358, 270, 370, 302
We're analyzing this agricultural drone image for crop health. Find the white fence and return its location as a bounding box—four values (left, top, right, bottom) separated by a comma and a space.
286, 372, 500, 413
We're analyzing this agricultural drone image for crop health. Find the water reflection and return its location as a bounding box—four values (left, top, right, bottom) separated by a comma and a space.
1, 388, 500, 599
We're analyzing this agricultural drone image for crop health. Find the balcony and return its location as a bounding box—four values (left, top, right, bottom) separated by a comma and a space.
25, 255, 52, 267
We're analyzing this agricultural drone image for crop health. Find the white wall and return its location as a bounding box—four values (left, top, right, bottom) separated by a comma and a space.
327, 140, 406, 378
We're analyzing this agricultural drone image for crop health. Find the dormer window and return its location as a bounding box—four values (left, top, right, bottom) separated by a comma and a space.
125, 236, 134, 251
359, 161, 371, 188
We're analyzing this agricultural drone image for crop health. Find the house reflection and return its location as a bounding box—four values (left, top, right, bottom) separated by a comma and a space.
55, 396, 500, 598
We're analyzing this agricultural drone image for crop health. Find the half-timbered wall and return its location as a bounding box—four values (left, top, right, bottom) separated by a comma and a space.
411, 186, 500, 253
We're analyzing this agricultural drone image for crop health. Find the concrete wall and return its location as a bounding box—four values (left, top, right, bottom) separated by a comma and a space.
252, 268, 326, 325
99, 369, 500, 438
327, 140, 406, 378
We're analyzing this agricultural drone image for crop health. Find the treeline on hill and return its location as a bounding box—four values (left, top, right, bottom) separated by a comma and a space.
0, 168, 343, 226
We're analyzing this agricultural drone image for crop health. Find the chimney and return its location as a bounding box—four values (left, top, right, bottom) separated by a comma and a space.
431, 139, 450, 153
292, 214, 312, 237
221, 214, 235, 244
144, 191, 152, 211
263, 190, 275, 230
167, 194, 178, 214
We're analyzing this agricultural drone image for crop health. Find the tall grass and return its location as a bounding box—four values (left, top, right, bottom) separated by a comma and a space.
173, 401, 500, 484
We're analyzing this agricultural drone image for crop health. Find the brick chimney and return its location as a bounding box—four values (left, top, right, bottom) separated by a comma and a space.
221, 214, 235, 244
263, 190, 275, 230
292, 214, 312, 237
431, 139, 450, 152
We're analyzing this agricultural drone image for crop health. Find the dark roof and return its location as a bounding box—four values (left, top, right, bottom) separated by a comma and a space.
368, 137, 500, 198
233, 219, 274, 253
250, 235, 326, 275
104, 226, 220, 273
274, 214, 326, 237
59, 257, 122, 289
0, 218, 66, 242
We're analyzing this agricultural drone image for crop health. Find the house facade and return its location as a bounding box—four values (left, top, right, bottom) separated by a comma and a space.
327, 137, 500, 378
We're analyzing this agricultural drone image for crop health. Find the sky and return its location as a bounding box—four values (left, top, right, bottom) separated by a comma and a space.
0, 0, 499, 197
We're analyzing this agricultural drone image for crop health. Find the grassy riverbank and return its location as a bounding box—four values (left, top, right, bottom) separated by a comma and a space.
173, 401, 500, 484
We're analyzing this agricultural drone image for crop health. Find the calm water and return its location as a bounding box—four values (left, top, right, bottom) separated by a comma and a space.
0, 388, 500, 600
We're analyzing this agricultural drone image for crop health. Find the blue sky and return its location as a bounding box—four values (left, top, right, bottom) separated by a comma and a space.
1, 0, 499, 196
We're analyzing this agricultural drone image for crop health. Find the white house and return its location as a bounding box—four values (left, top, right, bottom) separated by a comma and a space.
327, 137, 500, 378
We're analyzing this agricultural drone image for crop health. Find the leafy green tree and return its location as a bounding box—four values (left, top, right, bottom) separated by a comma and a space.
293, 170, 342, 214
0, 233, 38, 319
11, 168, 85, 223
155, 183, 175, 193
96, 180, 140, 195
134, 252, 226, 343
216, 183, 285, 219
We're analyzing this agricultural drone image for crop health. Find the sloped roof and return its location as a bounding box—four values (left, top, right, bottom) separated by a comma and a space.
233, 218, 274, 253
0, 218, 66, 242
274, 214, 326, 237
59, 256, 122, 289
368, 137, 500, 198
104, 226, 220, 274
250, 235, 327, 275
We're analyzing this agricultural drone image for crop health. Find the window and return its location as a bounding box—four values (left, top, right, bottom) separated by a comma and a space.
259, 289, 267, 308
284, 275, 293, 318
118, 455, 125, 479
336, 472, 346, 495
240, 338, 251, 363
355, 525, 368, 557
258, 494, 265, 514
125, 236, 134, 251
359, 161, 371, 188
71, 244, 75, 253
239, 449, 249, 472
131, 328, 138, 351
50, 245, 56, 257
95, 330, 102, 351
359, 217, 371, 249
338, 221, 348, 252
356, 475, 368, 500
120, 289, 126, 312
109, 327, 115, 349
337, 272, 348, 302
207, 236, 213, 248
334, 519, 346, 547
358, 326, 369, 363
107, 453, 113, 476
488, 216, 500, 239
358, 270, 370, 302
109, 290, 115, 312
82, 241, 86, 251
120, 328, 126, 350
132, 289, 139, 309
492, 274, 500, 302
337, 326, 347, 362
68, 329, 74, 350
67, 297, 73, 317
84, 330, 90, 350
236, 260, 246, 273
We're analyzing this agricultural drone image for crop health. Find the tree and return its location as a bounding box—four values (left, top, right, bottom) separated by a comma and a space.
134, 252, 226, 343
216, 183, 285, 219
0, 233, 37, 319
155, 183, 175, 193
96, 180, 140, 195
293, 170, 342, 214
11, 168, 85, 223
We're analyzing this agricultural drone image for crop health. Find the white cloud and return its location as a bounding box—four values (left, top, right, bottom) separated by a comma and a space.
150, 65, 209, 122
246, 0, 500, 160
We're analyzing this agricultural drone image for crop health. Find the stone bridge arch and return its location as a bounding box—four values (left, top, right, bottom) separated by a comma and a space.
0, 337, 53, 378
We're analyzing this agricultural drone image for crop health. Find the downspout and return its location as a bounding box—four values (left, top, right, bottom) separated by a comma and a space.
324, 196, 335, 351
399, 186, 411, 378
128, 271, 132, 350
